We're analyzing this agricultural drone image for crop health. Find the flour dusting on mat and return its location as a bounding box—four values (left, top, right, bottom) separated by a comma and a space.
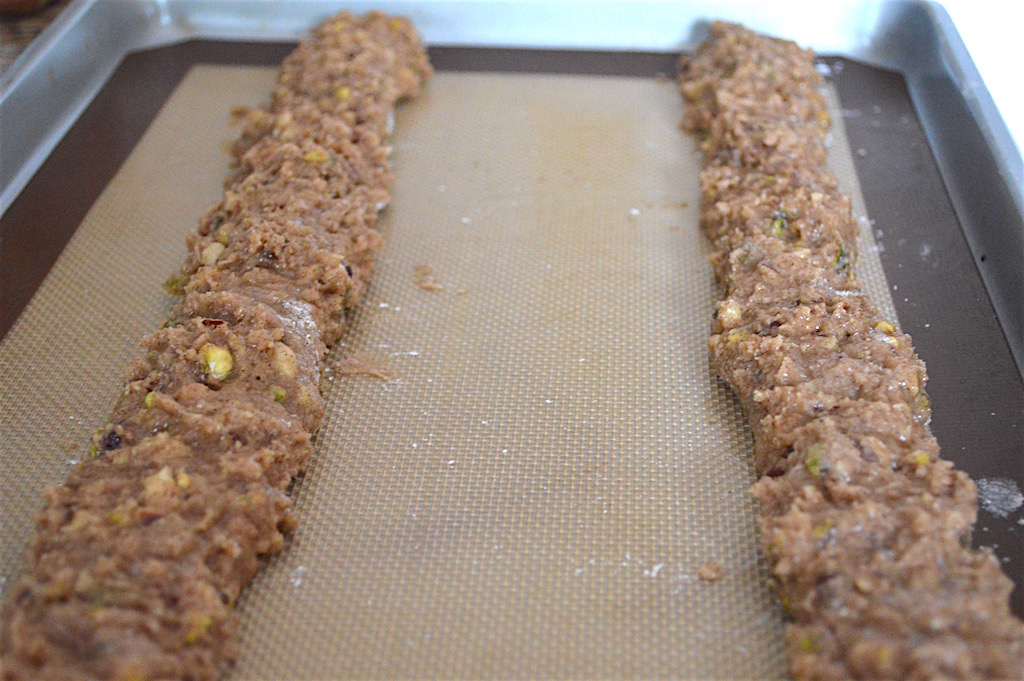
977, 478, 1024, 518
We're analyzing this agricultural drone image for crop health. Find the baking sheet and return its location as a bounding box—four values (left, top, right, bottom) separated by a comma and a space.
1, 59, 896, 677
0, 0, 1019, 675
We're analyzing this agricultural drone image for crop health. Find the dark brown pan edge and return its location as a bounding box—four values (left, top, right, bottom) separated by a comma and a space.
0, 41, 1020, 616
0, 40, 295, 340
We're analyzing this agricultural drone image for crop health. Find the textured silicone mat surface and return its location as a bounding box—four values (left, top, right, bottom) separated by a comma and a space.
0, 65, 893, 679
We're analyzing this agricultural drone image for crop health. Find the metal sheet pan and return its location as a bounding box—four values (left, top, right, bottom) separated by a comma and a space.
0, 0, 1021, 656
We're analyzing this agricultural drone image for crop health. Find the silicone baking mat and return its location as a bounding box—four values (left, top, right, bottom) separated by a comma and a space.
1, 63, 897, 679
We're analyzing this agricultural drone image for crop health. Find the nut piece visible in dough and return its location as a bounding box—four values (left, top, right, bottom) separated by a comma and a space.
199, 343, 233, 381
272, 342, 299, 379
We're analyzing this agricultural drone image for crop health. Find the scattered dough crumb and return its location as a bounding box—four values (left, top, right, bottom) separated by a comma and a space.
332, 352, 393, 381
413, 264, 444, 292
230, 105, 251, 122
697, 561, 725, 582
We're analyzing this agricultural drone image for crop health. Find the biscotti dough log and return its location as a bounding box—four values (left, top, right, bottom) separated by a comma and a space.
0, 12, 431, 681
182, 14, 430, 348
679, 22, 1024, 680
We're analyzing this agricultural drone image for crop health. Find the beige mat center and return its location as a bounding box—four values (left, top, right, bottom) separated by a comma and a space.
0, 64, 892, 680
